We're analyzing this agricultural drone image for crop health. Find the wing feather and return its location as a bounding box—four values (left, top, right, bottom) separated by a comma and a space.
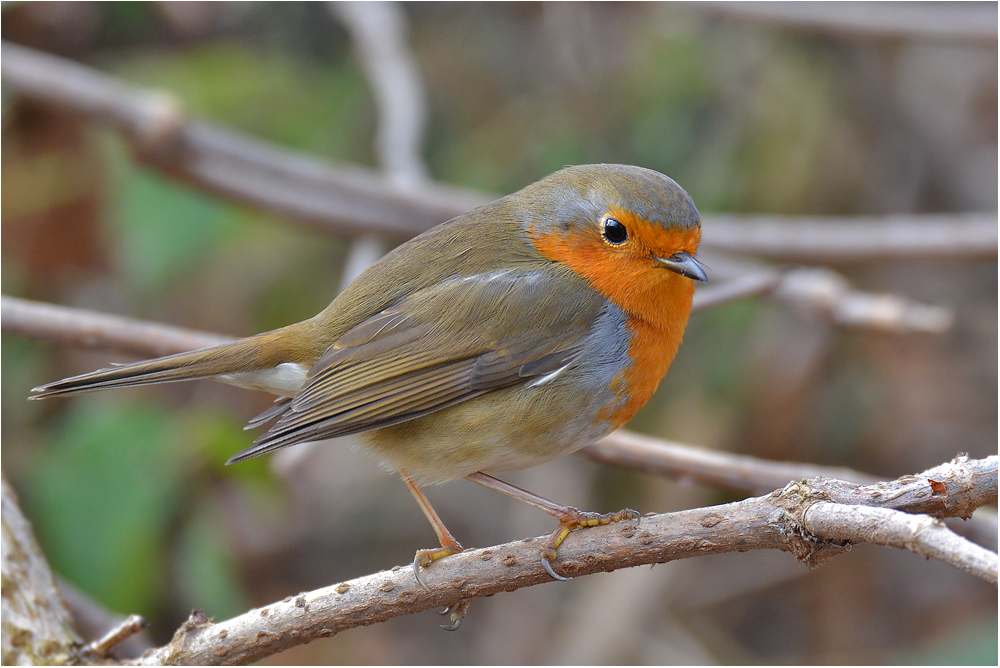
228, 268, 603, 464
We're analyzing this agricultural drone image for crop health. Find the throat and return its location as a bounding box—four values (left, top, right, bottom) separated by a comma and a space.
610, 282, 695, 426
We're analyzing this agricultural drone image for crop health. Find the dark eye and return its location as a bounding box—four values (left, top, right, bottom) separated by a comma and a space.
602, 217, 628, 244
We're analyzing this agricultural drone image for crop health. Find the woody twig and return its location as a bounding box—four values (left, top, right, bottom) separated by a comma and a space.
132, 455, 997, 665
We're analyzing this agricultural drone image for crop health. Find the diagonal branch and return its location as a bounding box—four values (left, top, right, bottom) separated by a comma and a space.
2, 474, 83, 665
133, 455, 997, 665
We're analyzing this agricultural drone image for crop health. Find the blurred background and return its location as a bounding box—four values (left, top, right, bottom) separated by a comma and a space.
1, 2, 997, 664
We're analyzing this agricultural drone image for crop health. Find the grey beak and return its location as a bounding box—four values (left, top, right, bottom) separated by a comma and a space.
654, 251, 707, 282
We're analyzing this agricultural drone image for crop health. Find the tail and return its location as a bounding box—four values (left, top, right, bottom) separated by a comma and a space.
31, 326, 312, 400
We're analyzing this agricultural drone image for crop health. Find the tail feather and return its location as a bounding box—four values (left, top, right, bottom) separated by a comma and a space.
30, 330, 304, 399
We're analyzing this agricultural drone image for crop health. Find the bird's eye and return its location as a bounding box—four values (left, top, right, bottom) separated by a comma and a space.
602, 217, 628, 244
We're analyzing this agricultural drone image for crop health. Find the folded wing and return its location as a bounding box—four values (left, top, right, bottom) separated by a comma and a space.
228, 268, 603, 463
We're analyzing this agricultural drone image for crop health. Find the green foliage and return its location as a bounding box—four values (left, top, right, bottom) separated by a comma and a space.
176, 504, 249, 621
106, 41, 374, 161
111, 168, 239, 295
21, 399, 277, 616
23, 400, 192, 613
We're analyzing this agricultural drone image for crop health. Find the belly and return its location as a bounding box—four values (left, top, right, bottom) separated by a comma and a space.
358, 366, 623, 485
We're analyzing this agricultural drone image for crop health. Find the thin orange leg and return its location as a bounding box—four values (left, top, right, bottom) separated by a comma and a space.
467, 471, 639, 581
400, 469, 464, 592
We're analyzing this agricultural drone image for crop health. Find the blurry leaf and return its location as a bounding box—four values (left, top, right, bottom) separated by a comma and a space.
176, 503, 249, 621
111, 170, 238, 294
1, 337, 49, 428
23, 399, 193, 614
106, 40, 374, 162
184, 409, 274, 484
896, 615, 999, 665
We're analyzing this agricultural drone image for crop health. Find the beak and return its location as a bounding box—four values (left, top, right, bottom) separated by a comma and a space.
653, 251, 707, 282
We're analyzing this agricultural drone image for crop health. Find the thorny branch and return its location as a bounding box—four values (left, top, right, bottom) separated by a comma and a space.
132, 455, 996, 665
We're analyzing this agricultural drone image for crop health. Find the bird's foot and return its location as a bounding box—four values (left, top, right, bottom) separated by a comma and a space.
438, 598, 473, 631
540, 507, 640, 580
412, 541, 464, 592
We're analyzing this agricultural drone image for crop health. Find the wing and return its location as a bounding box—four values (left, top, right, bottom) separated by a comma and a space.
227, 267, 604, 463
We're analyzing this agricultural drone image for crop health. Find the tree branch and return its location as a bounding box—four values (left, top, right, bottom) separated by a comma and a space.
1, 295, 231, 357
330, 2, 431, 289
1, 473, 83, 665
134, 455, 997, 665
585, 429, 882, 493
801, 504, 996, 582
703, 255, 956, 334
704, 213, 998, 264
698, 1, 998, 45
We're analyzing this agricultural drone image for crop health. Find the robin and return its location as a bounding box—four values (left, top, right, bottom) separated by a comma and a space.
32, 163, 706, 619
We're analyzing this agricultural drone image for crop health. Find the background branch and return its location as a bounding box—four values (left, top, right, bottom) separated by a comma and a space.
701, 1, 998, 45
135, 455, 997, 665
330, 2, 432, 290
2, 41, 995, 259
587, 429, 881, 492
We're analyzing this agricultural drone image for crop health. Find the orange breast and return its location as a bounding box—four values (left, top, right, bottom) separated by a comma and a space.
529, 213, 699, 427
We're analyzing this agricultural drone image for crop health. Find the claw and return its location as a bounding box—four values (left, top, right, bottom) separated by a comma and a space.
440, 599, 472, 631
412, 554, 432, 592
541, 556, 570, 581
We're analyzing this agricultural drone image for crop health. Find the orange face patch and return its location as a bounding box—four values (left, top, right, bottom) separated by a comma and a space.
529, 209, 701, 427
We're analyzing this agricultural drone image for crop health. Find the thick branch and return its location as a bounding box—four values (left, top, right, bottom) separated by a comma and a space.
1, 474, 83, 665
135, 456, 997, 665
2, 41, 995, 260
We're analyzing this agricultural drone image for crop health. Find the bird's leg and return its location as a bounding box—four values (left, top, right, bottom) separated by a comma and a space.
467, 471, 639, 581
400, 469, 465, 591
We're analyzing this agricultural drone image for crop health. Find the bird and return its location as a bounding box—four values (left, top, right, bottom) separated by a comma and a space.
32, 163, 706, 625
